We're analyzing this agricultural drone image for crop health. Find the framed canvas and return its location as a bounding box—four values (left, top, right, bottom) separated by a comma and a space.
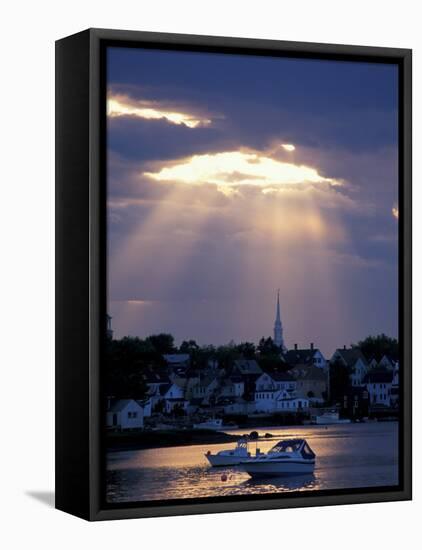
55, 28, 412, 521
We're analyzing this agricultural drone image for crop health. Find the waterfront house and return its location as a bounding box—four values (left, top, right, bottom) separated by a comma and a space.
254, 372, 297, 413
255, 371, 297, 393
276, 394, 309, 413
363, 368, 394, 407
106, 399, 144, 430
136, 398, 152, 418
331, 347, 369, 387
191, 375, 219, 404
254, 388, 280, 413
289, 364, 328, 404
218, 376, 245, 399
163, 382, 190, 414
285, 343, 328, 370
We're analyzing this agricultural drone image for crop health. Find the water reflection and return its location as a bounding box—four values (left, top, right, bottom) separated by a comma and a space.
107, 422, 398, 503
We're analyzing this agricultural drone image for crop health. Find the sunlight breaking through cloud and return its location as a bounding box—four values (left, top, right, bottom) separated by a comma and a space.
144, 150, 340, 190
281, 144, 296, 152
107, 94, 212, 128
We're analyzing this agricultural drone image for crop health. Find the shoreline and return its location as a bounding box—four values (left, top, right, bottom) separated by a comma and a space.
106, 428, 241, 452
106, 420, 398, 452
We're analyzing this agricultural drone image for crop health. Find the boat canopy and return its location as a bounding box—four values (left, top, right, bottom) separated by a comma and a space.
269, 439, 315, 459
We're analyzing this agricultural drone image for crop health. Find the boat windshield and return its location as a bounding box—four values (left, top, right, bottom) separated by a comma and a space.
269, 440, 302, 454
236, 439, 248, 449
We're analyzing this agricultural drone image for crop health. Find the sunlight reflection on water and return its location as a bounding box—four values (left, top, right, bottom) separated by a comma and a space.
106, 422, 398, 503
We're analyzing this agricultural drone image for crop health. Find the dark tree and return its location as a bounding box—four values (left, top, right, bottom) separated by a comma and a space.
235, 342, 256, 359
354, 334, 398, 362
105, 336, 167, 399
180, 340, 200, 354
258, 337, 280, 356
146, 333, 176, 355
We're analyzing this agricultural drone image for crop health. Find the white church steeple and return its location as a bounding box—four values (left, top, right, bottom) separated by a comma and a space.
273, 289, 284, 349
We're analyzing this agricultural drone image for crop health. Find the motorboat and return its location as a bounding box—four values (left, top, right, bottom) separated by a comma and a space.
312, 411, 351, 425
205, 438, 251, 466
193, 418, 238, 431
240, 438, 316, 477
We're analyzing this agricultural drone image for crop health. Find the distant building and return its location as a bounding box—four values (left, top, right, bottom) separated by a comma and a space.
233, 359, 262, 377
163, 383, 189, 414
289, 364, 328, 404
331, 347, 369, 387
273, 289, 285, 349
255, 371, 297, 393
363, 368, 393, 407
106, 399, 144, 430
218, 376, 245, 399
192, 376, 219, 404
285, 344, 327, 370
254, 372, 298, 413
276, 395, 309, 413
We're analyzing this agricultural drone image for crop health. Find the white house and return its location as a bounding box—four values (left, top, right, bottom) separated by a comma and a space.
255, 371, 297, 393
363, 369, 394, 407
331, 347, 369, 387
218, 376, 245, 399
163, 383, 190, 414
136, 399, 152, 418
276, 394, 309, 413
192, 376, 219, 403
106, 399, 144, 430
254, 389, 280, 413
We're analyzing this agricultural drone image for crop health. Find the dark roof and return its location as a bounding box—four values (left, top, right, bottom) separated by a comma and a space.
334, 348, 368, 367
233, 359, 262, 375
268, 371, 296, 382
363, 369, 393, 384
285, 349, 319, 366
107, 399, 142, 412
289, 364, 327, 381
163, 354, 190, 364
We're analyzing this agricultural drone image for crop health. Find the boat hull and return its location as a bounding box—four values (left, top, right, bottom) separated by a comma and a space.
241, 460, 315, 477
205, 454, 245, 467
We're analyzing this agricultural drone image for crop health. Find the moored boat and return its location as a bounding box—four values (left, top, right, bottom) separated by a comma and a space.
240, 438, 316, 477
313, 411, 351, 425
205, 438, 250, 466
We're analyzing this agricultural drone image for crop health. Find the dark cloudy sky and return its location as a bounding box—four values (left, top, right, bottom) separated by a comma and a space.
106, 46, 399, 356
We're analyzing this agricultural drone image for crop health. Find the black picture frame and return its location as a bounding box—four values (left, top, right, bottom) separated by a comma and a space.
55, 28, 412, 521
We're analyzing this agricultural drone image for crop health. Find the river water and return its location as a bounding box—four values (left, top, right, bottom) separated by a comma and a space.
106, 422, 398, 504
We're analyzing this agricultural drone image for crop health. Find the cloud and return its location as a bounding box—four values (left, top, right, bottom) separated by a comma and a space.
107, 93, 214, 128
144, 148, 342, 191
